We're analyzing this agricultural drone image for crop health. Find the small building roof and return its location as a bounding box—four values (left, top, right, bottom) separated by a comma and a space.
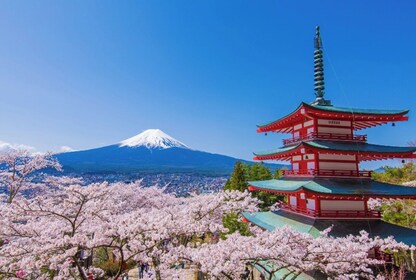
253, 261, 318, 280
253, 140, 416, 161
257, 102, 409, 133
248, 178, 416, 198
242, 210, 416, 245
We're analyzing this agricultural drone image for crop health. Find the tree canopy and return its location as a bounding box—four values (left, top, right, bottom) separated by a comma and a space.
372, 162, 416, 184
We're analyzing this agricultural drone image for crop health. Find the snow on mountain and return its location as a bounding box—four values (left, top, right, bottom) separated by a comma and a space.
119, 129, 189, 149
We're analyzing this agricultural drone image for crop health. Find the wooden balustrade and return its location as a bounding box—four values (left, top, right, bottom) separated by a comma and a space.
282, 169, 372, 178
283, 132, 367, 146
280, 204, 381, 219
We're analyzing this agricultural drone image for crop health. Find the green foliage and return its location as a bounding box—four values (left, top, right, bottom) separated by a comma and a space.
273, 168, 283, 179
225, 162, 283, 210
381, 200, 416, 229
97, 260, 121, 277
221, 212, 251, 239
93, 247, 111, 266
247, 163, 283, 209
372, 163, 416, 184
224, 161, 247, 192
40, 266, 58, 279
247, 163, 272, 181
372, 163, 416, 229
255, 191, 282, 210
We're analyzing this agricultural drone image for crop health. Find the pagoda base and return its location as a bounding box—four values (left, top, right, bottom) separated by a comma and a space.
242, 210, 416, 245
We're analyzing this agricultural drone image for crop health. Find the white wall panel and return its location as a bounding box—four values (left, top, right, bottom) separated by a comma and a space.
317, 119, 351, 127
317, 126, 351, 134
319, 162, 356, 170
319, 154, 356, 161
321, 200, 364, 211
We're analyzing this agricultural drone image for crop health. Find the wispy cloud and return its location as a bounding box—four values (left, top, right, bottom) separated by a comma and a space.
0, 140, 36, 152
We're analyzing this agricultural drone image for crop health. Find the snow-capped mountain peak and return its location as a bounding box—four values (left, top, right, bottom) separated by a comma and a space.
119, 129, 188, 149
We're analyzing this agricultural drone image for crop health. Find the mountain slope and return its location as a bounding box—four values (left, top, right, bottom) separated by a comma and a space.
56, 129, 284, 174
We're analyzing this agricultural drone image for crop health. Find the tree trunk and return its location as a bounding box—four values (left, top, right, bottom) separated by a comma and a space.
74, 258, 88, 280
153, 258, 161, 280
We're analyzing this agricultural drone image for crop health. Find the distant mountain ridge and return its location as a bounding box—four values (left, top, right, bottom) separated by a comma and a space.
56, 129, 285, 175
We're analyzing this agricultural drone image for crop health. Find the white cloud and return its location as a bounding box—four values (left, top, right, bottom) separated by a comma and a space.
0, 140, 35, 152
59, 146, 76, 153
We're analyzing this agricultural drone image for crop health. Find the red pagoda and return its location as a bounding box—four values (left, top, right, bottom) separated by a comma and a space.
243, 27, 416, 246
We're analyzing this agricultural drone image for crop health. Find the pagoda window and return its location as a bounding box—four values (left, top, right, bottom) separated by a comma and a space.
307, 161, 315, 170
304, 120, 314, 127
294, 124, 302, 131
303, 154, 315, 160
306, 199, 316, 211
289, 195, 297, 207
292, 155, 302, 161
292, 162, 299, 171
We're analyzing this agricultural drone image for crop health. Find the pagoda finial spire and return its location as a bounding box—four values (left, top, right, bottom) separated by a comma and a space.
312, 26, 331, 106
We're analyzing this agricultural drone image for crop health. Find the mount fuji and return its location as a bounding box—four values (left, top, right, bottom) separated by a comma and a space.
56, 129, 282, 175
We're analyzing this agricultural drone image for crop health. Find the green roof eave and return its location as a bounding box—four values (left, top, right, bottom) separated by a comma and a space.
243, 211, 416, 245
306, 141, 416, 153
253, 143, 299, 156
254, 141, 416, 157
248, 178, 416, 196
308, 102, 409, 115
242, 211, 320, 237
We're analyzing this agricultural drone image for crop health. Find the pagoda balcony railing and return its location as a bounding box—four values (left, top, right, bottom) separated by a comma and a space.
282, 169, 372, 178
283, 132, 367, 146
281, 204, 381, 219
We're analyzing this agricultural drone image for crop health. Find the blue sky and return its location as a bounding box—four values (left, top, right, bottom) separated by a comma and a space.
0, 1, 416, 169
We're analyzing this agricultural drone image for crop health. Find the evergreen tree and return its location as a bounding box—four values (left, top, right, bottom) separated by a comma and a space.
247, 163, 272, 181
224, 161, 248, 192
273, 168, 283, 179
224, 162, 284, 210
247, 163, 282, 210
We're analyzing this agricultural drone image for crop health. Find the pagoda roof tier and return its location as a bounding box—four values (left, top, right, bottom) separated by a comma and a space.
253, 140, 416, 161
247, 178, 416, 198
257, 102, 409, 133
242, 210, 416, 245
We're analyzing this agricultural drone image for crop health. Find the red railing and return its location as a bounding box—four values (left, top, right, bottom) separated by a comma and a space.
282, 169, 372, 178
281, 204, 381, 219
280, 203, 318, 216
283, 132, 367, 146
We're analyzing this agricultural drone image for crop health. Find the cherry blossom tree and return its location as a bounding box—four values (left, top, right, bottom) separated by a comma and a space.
0, 149, 62, 203
0, 181, 258, 280
169, 227, 410, 280
0, 179, 413, 280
